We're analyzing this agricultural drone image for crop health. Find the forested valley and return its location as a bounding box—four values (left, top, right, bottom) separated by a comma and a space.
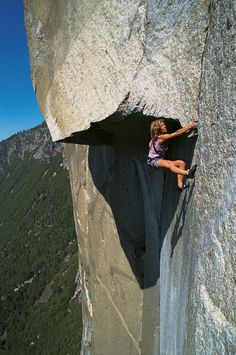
0, 123, 82, 355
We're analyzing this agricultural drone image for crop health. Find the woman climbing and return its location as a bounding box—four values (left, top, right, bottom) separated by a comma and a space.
147, 118, 198, 191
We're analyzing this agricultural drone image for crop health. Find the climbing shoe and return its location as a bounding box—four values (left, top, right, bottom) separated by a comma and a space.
178, 182, 190, 192
188, 130, 198, 138
186, 164, 198, 179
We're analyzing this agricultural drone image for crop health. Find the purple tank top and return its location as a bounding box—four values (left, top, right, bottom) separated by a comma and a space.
148, 137, 168, 159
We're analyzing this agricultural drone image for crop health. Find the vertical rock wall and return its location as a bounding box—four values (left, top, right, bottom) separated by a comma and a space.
24, 0, 236, 354
64, 143, 145, 354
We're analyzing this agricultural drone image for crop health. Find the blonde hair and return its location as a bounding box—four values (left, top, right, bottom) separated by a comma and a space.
150, 119, 165, 139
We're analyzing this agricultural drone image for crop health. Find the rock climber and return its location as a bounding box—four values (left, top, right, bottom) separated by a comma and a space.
147, 118, 198, 191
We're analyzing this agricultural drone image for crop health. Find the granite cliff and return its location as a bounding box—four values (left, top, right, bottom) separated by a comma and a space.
24, 1, 236, 354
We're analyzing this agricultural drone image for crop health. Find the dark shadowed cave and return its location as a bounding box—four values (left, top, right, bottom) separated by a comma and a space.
63, 113, 197, 289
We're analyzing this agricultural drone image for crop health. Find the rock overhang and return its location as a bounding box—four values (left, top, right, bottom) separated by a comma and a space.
24, 0, 210, 144
57, 112, 182, 150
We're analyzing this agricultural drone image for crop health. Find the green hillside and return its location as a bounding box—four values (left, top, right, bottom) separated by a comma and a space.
0, 124, 82, 355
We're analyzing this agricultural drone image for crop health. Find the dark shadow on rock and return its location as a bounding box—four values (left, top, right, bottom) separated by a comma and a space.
170, 181, 195, 257
87, 113, 197, 289
160, 134, 198, 254
58, 111, 181, 146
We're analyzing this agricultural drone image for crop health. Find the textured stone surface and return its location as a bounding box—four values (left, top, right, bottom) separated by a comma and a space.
24, 0, 209, 142
24, 0, 236, 354
65, 144, 144, 354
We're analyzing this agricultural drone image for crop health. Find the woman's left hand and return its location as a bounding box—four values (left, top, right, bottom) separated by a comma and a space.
189, 122, 198, 129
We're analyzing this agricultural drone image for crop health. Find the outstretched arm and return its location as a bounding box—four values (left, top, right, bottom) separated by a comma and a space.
160, 122, 197, 141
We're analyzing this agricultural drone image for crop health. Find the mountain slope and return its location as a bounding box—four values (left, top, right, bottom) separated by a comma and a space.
0, 123, 82, 355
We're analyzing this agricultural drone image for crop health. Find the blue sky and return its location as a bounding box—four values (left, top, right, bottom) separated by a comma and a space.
0, 0, 44, 142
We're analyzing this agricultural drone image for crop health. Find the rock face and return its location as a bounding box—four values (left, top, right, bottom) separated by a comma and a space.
24, 1, 236, 354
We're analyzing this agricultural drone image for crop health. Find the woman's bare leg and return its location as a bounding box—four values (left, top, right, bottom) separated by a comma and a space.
157, 160, 187, 188
173, 160, 186, 188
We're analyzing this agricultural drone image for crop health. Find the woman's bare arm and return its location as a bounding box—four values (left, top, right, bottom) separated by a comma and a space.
160, 122, 197, 142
